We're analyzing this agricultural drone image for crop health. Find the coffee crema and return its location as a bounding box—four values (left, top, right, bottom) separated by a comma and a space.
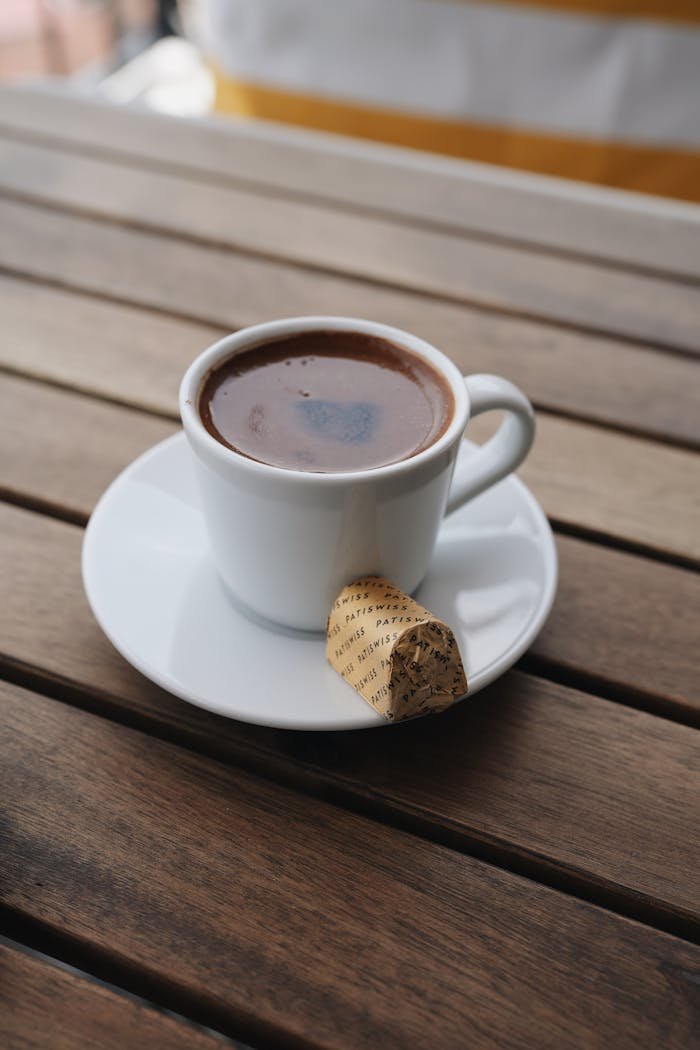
198, 331, 454, 473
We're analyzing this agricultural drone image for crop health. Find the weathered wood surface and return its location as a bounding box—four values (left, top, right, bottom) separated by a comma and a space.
3, 682, 699, 1049
2, 86, 698, 1050
2, 503, 699, 931
0, 943, 228, 1050
2, 135, 699, 353
2, 207, 699, 452
1, 83, 699, 279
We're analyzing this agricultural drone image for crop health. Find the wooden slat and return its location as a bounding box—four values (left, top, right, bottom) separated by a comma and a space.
469, 412, 700, 563
2, 504, 699, 929
0, 275, 225, 417
3, 355, 698, 565
534, 533, 700, 718
3, 269, 698, 452
1, 136, 699, 354
0, 376, 175, 519
1, 83, 699, 281
3, 681, 699, 1049
0, 943, 226, 1050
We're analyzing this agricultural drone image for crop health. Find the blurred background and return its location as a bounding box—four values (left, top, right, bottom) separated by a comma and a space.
2, 0, 698, 201
1, 0, 163, 83
0, 1, 200, 108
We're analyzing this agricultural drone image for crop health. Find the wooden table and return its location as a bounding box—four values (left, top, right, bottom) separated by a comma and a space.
1, 84, 699, 1049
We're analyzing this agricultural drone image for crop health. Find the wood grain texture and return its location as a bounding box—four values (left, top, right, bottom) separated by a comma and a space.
0, 375, 176, 518
1, 83, 699, 280
2, 504, 699, 929
536, 533, 700, 717
2, 137, 699, 354
0, 943, 227, 1050
3, 680, 700, 1050
3, 269, 698, 452
3, 492, 699, 722
470, 412, 700, 562
3, 359, 699, 564
0, 276, 225, 416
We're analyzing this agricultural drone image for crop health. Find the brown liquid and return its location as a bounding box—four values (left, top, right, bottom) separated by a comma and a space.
199, 331, 454, 473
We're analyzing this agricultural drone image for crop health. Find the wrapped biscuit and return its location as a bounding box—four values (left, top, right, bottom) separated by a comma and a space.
326, 576, 468, 721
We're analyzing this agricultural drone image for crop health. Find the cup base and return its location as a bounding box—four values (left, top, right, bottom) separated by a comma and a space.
218, 576, 328, 640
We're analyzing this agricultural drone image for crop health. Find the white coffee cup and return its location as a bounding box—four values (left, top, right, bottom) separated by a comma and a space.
180, 316, 535, 631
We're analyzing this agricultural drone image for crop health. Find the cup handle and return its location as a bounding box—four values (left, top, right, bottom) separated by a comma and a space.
445, 374, 535, 516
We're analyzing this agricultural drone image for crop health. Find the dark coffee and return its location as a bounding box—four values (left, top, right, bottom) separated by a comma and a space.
199, 331, 454, 473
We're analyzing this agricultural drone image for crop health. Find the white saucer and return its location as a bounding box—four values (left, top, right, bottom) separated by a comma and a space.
82, 433, 557, 731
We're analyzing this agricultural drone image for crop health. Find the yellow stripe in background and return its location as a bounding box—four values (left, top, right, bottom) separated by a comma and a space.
438, 0, 700, 27
213, 73, 700, 203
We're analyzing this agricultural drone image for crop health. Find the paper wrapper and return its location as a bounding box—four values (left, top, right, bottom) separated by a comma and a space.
326, 576, 468, 722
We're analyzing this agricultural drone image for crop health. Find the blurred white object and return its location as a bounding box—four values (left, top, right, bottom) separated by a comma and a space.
198, 0, 700, 148
99, 36, 214, 115
187, 0, 700, 200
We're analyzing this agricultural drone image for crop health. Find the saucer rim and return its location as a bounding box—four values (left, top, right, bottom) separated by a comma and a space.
82, 432, 558, 731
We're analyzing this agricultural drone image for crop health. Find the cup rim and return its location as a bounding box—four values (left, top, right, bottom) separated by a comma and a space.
179, 316, 470, 483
